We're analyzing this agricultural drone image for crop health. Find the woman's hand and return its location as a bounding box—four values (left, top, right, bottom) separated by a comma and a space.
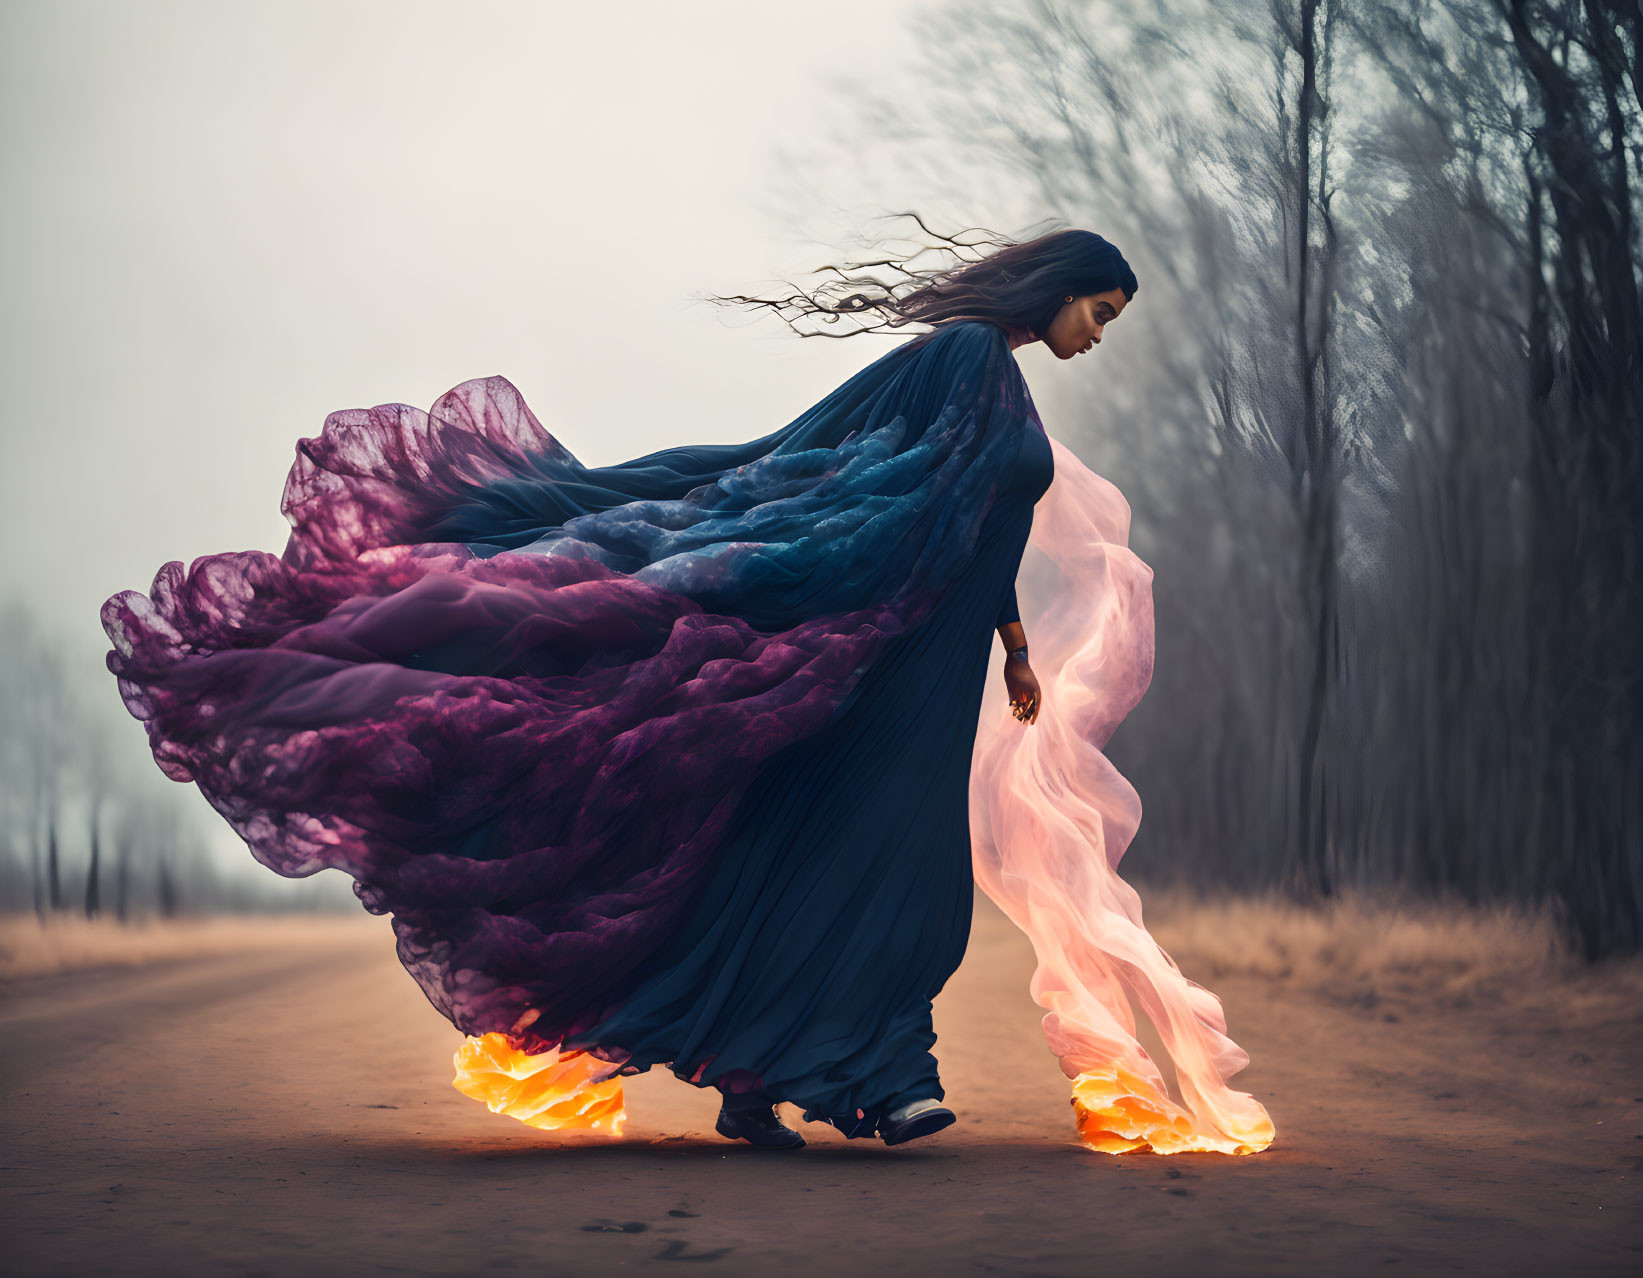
1004, 659, 1041, 724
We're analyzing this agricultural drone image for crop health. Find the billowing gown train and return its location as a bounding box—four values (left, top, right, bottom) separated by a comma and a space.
103, 320, 1274, 1153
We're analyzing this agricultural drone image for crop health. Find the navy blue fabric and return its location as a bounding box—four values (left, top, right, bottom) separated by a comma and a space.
561, 397, 1056, 1135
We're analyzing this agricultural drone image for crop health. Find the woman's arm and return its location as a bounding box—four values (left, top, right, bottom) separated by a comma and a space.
996, 602, 1041, 725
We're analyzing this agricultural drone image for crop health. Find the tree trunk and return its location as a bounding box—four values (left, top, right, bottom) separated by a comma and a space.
157, 858, 178, 918
84, 803, 102, 920
46, 815, 61, 912
115, 836, 132, 923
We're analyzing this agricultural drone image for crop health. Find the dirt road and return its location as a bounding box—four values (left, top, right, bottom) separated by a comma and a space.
3, 901, 1638, 1275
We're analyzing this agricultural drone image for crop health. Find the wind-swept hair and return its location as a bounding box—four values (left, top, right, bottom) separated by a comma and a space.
705, 214, 1138, 340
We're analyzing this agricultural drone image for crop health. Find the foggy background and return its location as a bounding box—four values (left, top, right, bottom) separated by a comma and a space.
2, 0, 1637, 958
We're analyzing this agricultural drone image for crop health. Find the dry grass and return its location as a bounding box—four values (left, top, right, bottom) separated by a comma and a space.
1137, 886, 1643, 1011
5, 894, 1640, 1014
0, 912, 383, 980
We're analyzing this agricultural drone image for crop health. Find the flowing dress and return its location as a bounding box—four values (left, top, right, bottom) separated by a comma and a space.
558, 398, 1053, 1135
102, 318, 1276, 1153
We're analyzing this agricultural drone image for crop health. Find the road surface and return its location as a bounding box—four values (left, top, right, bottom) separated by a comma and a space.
3, 900, 1638, 1275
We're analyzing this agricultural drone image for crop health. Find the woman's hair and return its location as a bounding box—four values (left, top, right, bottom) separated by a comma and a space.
706, 215, 1139, 339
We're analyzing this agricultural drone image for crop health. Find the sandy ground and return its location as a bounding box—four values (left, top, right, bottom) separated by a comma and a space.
2, 896, 1639, 1276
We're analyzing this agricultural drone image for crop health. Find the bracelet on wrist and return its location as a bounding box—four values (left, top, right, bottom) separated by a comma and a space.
1008, 645, 1030, 663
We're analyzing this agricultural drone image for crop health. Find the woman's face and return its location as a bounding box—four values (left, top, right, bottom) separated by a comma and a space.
1042, 288, 1129, 360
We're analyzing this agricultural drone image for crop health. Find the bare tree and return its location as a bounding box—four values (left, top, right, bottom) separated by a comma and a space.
1270, 0, 1348, 898
1, 605, 75, 914
114, 825, 134, 922
2, 596, 356, 920
83, 742, 111, 919
1357, 0, 1641, 953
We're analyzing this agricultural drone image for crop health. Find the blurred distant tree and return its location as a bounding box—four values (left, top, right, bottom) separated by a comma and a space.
46, 816, 61, 911
1354, 0, 1640, 954
114, 827, 133, 922
0, 597, 347, 920
1504, 0, 1641, 956
1271, 0, 1347, 899
82, 738, 113, 919
157, 856, 178, 918
2, 604, 73, 914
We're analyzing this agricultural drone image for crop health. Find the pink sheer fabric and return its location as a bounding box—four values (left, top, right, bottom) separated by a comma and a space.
970, 437, 1276, 1155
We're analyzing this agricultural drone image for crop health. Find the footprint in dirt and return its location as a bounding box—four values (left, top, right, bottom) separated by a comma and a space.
653, 1239, 733, 1262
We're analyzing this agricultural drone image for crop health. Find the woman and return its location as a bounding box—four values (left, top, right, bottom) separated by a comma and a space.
103, 225, 1274, 1155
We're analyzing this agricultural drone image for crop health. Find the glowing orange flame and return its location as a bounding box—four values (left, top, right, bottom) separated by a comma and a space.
451, 1032, 626, 1135
1070, 1064, 1274, 1155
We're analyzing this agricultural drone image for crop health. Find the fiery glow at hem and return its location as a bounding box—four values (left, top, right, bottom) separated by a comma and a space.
1070, 1065, 1274, 1155
450, 1042, 1276, 1154
452, 1032, 627, 1135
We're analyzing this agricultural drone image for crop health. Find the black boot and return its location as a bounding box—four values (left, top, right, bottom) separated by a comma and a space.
714, 1100, 806, 1149
877, 1098, 956, 1146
